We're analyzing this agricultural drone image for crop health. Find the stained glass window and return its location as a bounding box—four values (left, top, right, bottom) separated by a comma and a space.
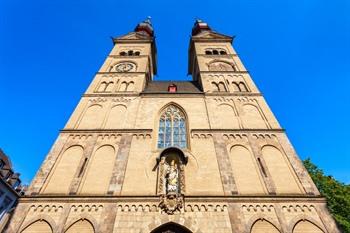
158, 105, 187, 149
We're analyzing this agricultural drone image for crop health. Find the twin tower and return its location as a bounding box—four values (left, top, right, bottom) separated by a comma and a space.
6, 19, 340, 233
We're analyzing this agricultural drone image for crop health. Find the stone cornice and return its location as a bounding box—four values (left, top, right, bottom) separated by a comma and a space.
60, 129, 153, 133
205, 92, 262, 97
191, 129, 285, 133
96, 71, 147, 75
18, 195, 326, 204
200, 70, 249, 74
83, 93, 140, 97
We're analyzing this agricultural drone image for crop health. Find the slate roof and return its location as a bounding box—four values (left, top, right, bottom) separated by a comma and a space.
143, 81, 202, 93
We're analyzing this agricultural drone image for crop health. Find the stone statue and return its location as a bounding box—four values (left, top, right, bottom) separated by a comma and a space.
166, 160, 178, 193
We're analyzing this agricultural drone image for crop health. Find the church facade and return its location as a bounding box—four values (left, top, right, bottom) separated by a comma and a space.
5, 20, 341, 233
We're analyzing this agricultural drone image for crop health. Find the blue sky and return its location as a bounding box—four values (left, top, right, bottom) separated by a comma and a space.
0, 0, 349, 185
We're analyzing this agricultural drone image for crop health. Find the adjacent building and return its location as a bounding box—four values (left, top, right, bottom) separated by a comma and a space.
0, 149, 25, 231
5, 19, 341, 233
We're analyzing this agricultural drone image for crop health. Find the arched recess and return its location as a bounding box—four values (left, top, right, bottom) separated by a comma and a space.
65, 219, 94, 233
261, 145, 301, 194
157, 147, 187, 195
239, 82, 249, 92
151, 222, 192, 233
105, 81, 114, 92
216, 104, 240, 129
126, 81, 134, 91
251, 219, 280, 233
232, 82, 240, 92
21, 220, 53, 233
105, 104, 127, 129
80, 145, 116, 194
212, 82, 219, 92
229, 145, 265, 194
293, 220, 324, 233
241, 104, 267, 129
97, 81, 107, 92
218, 82, 227, 92
44, 145, 84, 194
119, 81, 128, 91
78, 104, 104, 129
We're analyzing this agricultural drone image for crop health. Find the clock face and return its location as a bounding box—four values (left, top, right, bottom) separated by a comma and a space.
115, 62, 135, 72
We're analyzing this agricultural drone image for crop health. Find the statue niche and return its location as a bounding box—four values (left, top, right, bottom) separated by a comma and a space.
157, 148, 186, 214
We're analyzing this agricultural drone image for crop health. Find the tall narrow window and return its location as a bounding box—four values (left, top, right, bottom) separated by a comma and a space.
158, 105, 187, 149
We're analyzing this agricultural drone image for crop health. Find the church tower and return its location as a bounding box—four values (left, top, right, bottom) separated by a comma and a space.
5, 19, 340, 233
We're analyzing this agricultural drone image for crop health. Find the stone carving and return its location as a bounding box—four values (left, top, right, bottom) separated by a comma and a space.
208, 61, 234, 71
159, 194, 184, 215
158, 156, 185, 214
165, 160, 178, 193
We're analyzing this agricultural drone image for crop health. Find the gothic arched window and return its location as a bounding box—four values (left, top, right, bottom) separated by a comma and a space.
158, 105, 187, 149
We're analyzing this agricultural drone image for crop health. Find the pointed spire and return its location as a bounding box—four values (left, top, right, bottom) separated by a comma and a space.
134, 16, 154, 37
191, 19, 211, 36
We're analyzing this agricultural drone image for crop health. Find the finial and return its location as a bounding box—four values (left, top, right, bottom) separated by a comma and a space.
134, 17, 154, 37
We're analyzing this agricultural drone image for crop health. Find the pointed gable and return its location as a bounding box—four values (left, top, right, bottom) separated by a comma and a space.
192, 30, 233, 42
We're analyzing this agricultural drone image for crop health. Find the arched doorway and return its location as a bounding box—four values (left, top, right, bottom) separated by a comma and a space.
151, 222, 192, 233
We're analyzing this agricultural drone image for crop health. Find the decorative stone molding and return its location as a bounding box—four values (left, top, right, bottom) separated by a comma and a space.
30, 204, 64, 213
281, 204, 316, 213
213, 96, 235, 103
70, 204, 103, 212
88, 97, 108, 103
68, 134, 94, 140
191, 133, 213, 139
222, 133, 248, 141
111, 96, 135, 103
242, 204, 275, 212
132, 133, 152, 139
116, 204, 159, 212
237, 96, 257, 103
97, 133, 122, 140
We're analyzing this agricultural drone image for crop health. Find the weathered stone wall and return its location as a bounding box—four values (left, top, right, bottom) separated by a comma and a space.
5, 198, 339, 233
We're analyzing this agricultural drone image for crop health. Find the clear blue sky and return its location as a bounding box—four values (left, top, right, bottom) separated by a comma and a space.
0, 0, 349, 185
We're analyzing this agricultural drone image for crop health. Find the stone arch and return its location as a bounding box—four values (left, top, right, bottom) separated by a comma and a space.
150, 221, 193, 233
80, 144, 117, 194
232, 82, 240, 92
64, 218, 95, 233
229, 145, 265, 194
239, 82, 249, 92
97, 81, 107, 92
208, 60, 235, 71
212, 82, 220, 92
43, 145, 84, 194
20, 218, 54, 233
218, 81, 227, 92
105, 104, 127, 129
261, 145, 302, 194
78, 104, 104, 129
241, 104, 267, 129
215, 104, 240, 129
126, 81, 134, 91
105, 81, 114, 92
288, 215, 326, 233
119, 81, 128, 91
248, 216, 281, 233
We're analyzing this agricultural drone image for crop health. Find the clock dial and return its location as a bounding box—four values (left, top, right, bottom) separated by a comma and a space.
115, 62, 134, 72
